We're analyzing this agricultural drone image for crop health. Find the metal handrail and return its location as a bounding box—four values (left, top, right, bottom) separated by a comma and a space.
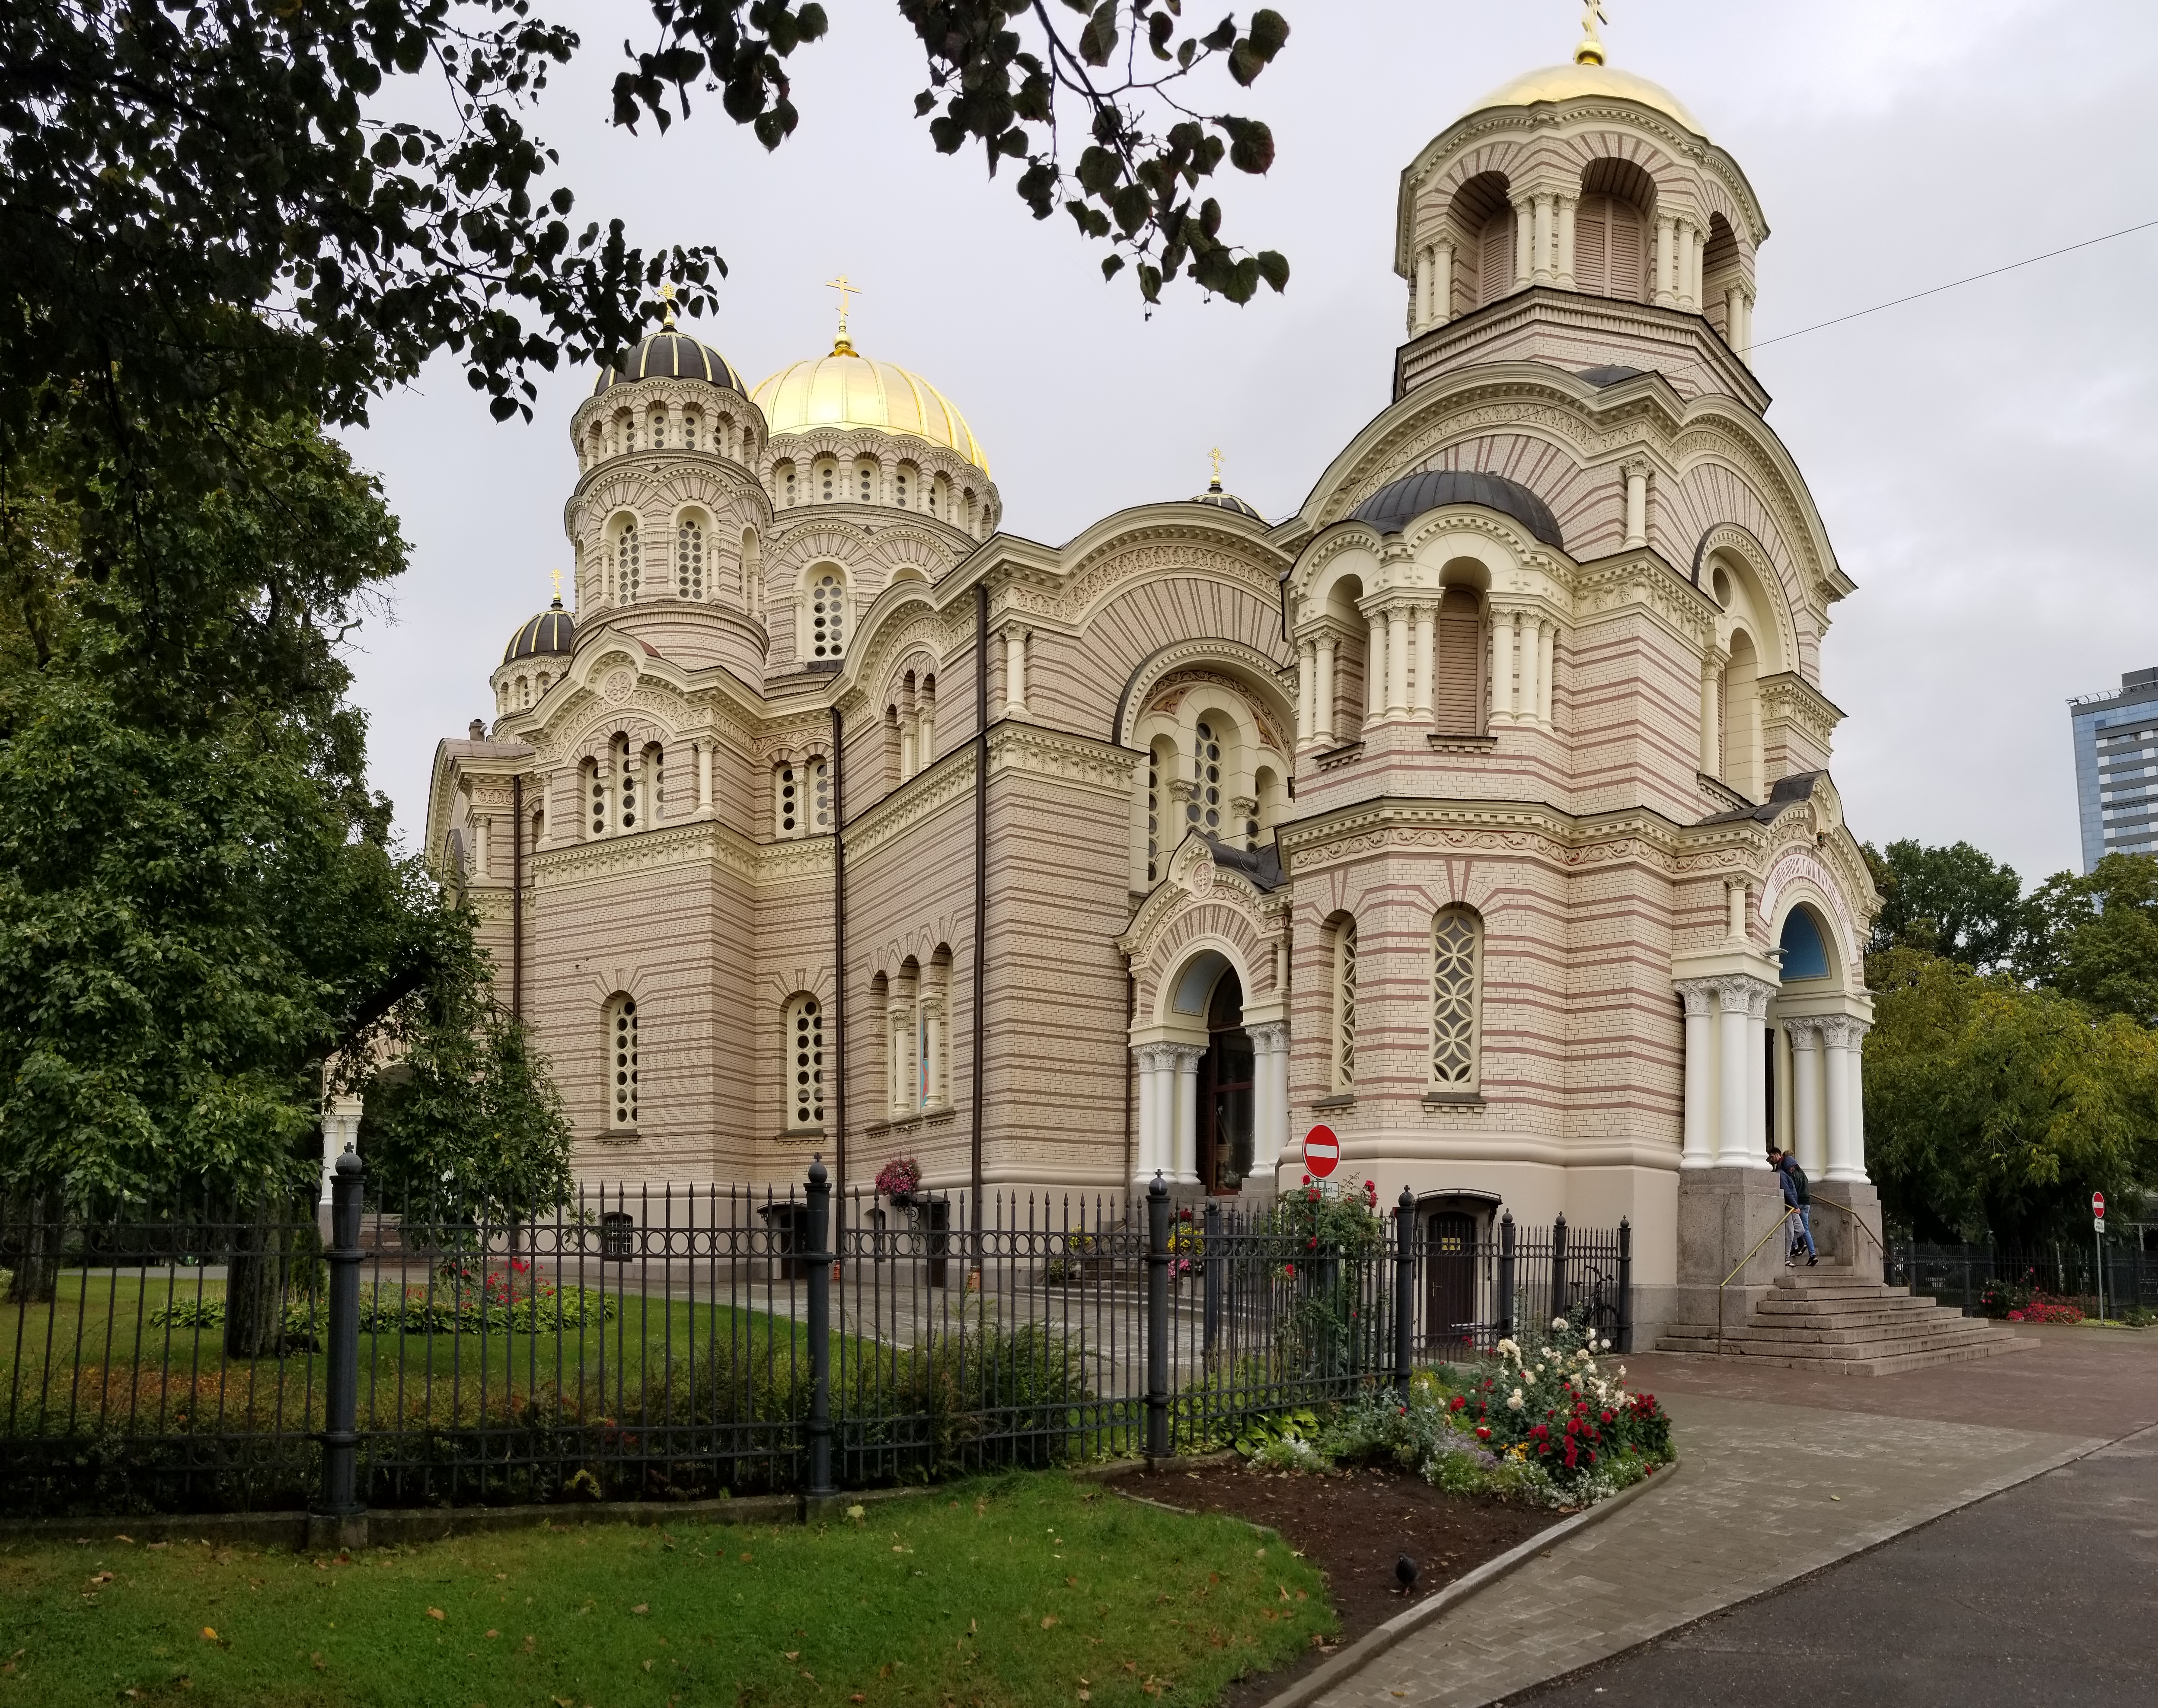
1811, 1195, 1886, 1264
1717, 1206, 1796, 1345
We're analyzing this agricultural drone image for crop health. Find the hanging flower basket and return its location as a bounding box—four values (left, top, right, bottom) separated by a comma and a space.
876, 1155, 923, 1206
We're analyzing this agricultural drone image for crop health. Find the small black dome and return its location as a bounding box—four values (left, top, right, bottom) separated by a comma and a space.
1190, 478, 1262, 520
593, 329, 746, 395
1577, 363, 1648, 387
503, 597, 576, 664
1349, 469, 1563, 549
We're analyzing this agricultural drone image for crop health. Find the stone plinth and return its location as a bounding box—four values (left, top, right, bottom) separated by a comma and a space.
1673, 1165, 1791, 1332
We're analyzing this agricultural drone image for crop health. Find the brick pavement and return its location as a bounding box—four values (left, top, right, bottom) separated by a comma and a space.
1304, 1330, 2158, 1708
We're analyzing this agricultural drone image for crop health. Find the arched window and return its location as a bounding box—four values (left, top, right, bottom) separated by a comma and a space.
682, 411, 700, 451
808, 571, 846, 660
1145, 736, 1175, 883
895, 468, 911, 508
676, 516, 705, 599
613, 523, 640, 604
773, 757, 831, 837
1721, 629, 1762, 800
856, 461, 876, 503
641, 742, 665, 824
605, 994, 639, 1130
920, 949, 952, 1109
1331, 918, 1358, 1091
780, 464, 798, 507
1188, 720, 1223, 835
537, 671, 551, 697
581, 756, 603, 839
929, 475, 946, 519
1574, 159, 1656, 301
818, 460, 836, 502
1430, 908, 1483, 1091
648, 408, 667, 448
1251, 765, 1280, 851
785, 993, 825, 1131
623, 413, 638, 452
1436, 586, 1484, 734
1449, 172, 1515, 311
613, 734, 637, 832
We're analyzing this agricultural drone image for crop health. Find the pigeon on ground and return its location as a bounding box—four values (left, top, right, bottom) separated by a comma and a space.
1395, 1554, 1419, 1593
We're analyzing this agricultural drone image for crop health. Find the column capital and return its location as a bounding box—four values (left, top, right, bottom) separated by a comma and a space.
1246, 1019, 1290, 1050
1621, 456, 1654, 482
1819, 1015, 1869, 1048
1783, 1014, 1826, 1047
1674, 977, 1720, 1017
1702, 972, 1776, 1016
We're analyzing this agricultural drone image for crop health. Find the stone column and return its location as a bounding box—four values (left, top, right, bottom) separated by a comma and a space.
471, 814, 490, 881
1004, 628, 1030, 718
1248, 1020, 1290, 1173
1488, 610, 1514, 721
1411, 604, 1436, 719
1366, 606, 1389, 727
1513, 197, 1535, 290
1699, 654, 1724, 777
1516, 613, 1541, 728
1623, 462, 1649, 550
1822, 1017, 1858, 1183
1654, 216, 1676, 307
1172, 1043, 1205, 1185
319, 1094, 364, 1215
1385, 604, 1411, 717
1555, 194, 1578, 289
1313, 634, 1337, 746
1532, 194, 1554, 284
697, 743, 713, 817
1413, 247, 1433, 329
1538, 621, 1556, 724
1433, 242, 1454, 325
1296, 639, 1316, 746
1676, 981, 1716, 1170
1787, 1018, 1825, 1179
1712, 975, 1775, 1167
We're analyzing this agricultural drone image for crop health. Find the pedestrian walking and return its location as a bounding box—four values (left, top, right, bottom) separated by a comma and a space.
1768, 1146, 1817, 1266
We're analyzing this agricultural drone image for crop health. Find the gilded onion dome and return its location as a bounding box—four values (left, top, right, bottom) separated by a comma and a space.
503, 594, 575, 663
752, 338, 990, 475
1465, 16, 1700, 133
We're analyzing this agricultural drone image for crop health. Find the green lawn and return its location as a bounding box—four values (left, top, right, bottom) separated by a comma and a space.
0, 1473, 1331, 1707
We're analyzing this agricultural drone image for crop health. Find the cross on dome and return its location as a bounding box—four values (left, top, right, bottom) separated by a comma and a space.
826, 274, 861, 355
1577, 1, 1608, 67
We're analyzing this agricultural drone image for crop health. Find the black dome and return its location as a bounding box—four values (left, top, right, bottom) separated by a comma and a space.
1349, 469, 1563, 549
1189, 478, 1262, 520
593, 330, 746, 395
1577, 363, 1648, 387
503, 598, 576, 664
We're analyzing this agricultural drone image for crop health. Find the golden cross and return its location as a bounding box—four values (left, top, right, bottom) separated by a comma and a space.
658, 280, 677, 328
551, 567, 562, 602
1577, 0, 1608, 64
826, 274, 860, 340
1208, 446, 1224, 483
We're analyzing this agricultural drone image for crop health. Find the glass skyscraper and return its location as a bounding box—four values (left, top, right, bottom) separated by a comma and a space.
2070, 667, 2158, 871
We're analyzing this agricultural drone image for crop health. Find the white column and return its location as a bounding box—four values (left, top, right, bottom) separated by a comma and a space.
471, 815, 490, 880
1737, 289, 1754, 362
899, 720, 917, 781
1699, 657, 1723, 777
319, 1095, 363, 1211
1433, 242, 1454, 325
1296, 639, 1316, 747
1248, 1020, 1290, 1173
1516, 615, 1542, 729
1788, 1019, 1825, 1179
1366, 608, 1389, 727
1742, 983, 1769, 1165
1532, 194, 1554, 284
1714, 980, 1748, 1166
1514, 198, 1534, 289
1555, 195, 1577, 289
1724, 285, 1741, 349
1623, 464, 1648, 550
1004, 628, 1029, 718
1385, 604, 1411, 717
1314, 635, 1337, 746
1844, 1021, 1871, 1183
1413, 247, 1433, 329
1727, 878, 1749, 944
1678, 982, 1715, 1170
1173, 1044, 1204, 1184
1411, 604, 1436, 719
1133, 1046, 1162, 1182
1488, 610, 1513, 721
1822, 1018, 1858, 1183
1538, 622, 1556, 724
919, 699, 935, 767
697, 743, 713, 816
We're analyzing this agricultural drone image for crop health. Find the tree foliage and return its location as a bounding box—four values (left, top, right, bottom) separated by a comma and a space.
1863, 947, 2158, 1241
2019, 854, 2158, 1028
1861, 837, 2023, 972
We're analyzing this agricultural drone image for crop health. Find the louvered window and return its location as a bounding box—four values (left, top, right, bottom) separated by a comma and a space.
1332, 921, 1358, 1090
614, 525, 640, 603
1477, 208, 1516, 306
677, 518, 704, 599
1574, 193, 1646, 301
810, 573, 846, 659
1436, 587, 1484, 734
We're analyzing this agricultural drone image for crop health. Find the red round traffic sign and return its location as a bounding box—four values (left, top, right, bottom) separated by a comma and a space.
2093, 1191, 2106, 1216
1304, 1124, 1341, 1179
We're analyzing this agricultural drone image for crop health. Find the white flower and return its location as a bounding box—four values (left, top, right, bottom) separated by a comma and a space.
1495, 1338, 1519, 1357
1551, 1316, 1568, 1332
1507, 1390, 1524, 1410
1618, 1364, 1627, 1378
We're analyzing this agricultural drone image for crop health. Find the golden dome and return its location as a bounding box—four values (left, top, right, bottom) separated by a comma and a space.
751, 342, 990, 475
1466, 61, 1700, 133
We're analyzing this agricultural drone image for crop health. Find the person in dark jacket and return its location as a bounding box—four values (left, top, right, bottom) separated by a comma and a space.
1768, 1147, 1817, 1266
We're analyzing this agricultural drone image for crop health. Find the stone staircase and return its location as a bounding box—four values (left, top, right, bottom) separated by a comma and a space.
1660, 1262, 2039, 1376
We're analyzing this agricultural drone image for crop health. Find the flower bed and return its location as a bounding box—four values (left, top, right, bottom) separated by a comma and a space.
1237, 1315, 1674, 1508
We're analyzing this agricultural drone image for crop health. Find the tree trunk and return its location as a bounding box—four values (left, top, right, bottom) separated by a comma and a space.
223, 1201, 295, 1358
5, 1190, 64, 1304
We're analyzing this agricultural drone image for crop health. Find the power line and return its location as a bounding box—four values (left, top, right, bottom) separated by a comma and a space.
1750, 216, 2158, 351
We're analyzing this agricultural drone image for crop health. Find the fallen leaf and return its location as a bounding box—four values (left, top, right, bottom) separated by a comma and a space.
740, 1552, 753, 1564
200, 1628, 217, 1641
632, 1604, 649, 1615
522, 1635, 536, 1652
643, 1660, 654, 1672
1829, 1494, 1842, 1502
427, 1609, 445, 1622
88, 1572, 113, 1586
846, 1505, 866, 1523
485, 1630, 499, 1639
115, 1536, 134, 1544
1065, 1577, 1077, 1587
783, 1651, 800, 1662
311, 1654, 325, 1671
1041, 1616, 1059, 1629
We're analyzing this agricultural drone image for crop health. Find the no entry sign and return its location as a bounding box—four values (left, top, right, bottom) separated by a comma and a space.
1304, 1124, 1341, 1179
2093, 1191, 2107, 1217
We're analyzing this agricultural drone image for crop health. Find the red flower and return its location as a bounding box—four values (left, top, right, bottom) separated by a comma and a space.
1475, 1426, 1491, 1440
1449, 1396, 1468, 1412
1283, 1262, 1296, 1278
1302, 1173, 1312, 1185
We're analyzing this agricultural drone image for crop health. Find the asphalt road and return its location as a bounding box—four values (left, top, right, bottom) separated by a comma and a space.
1510, 1425, 2158, 1708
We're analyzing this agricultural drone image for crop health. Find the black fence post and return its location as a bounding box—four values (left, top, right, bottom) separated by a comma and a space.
310, 1148, 365, 1549
1145, 1174, 1170, 1460
1550, 1212, 1569, 1329
1497, 1211, 1516, 1345
805, 1157, 835, 1500
1202, 1200, 1222, 1357
1394, 1187, 1415, 1399
1617, 1217, 1634, 1354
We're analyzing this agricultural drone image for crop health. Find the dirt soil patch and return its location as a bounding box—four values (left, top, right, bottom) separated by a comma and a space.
1125, 1460, 1561, 1706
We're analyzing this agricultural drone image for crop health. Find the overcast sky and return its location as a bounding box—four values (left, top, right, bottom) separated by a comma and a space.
343, 0, 2158, 888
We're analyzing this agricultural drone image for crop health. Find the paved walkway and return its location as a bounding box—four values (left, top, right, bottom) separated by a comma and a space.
1516, 1424, 2158, 1706
1309, 1326, 2158, 1708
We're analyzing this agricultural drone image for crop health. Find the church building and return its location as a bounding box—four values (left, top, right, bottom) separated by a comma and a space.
425, 24, 1881, 1341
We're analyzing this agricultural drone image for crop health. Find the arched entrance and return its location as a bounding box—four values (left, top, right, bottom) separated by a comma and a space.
1197, 971, 1255, 1193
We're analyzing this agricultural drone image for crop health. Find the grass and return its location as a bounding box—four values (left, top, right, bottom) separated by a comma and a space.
0, 1472, 1332, 1707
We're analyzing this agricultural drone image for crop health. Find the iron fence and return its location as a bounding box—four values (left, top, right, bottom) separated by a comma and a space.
0, 1161, 1629, 1519
1888, 1239, 2158, 1317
